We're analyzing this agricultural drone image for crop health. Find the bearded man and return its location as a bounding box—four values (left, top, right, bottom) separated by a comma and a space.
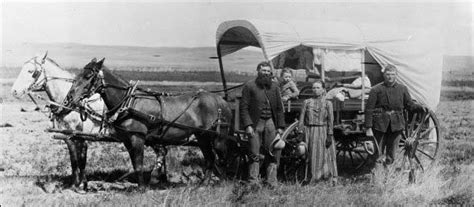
240, 61, 285, 188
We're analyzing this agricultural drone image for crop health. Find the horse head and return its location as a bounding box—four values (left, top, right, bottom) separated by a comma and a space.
11, 52, 49, 98
66, 57, 106, 107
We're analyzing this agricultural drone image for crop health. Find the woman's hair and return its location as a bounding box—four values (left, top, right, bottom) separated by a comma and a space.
313, 79, 325, 88
280, 68, 293, 77
313, 79, 327, 97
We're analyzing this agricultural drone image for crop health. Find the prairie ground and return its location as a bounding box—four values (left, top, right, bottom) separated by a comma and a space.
1, 68, 473, 206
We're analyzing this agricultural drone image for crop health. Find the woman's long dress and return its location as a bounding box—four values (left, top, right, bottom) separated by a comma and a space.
298, 97, 338, 182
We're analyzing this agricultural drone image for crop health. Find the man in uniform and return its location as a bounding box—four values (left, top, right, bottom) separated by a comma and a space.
365, 64, 425, 166
240, 61, 285, 187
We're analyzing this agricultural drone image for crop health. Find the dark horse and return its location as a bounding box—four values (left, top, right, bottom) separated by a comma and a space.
66, 58, 232, 188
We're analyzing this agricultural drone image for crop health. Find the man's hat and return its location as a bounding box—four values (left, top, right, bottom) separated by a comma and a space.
295, 142, 307, 157
270, 133, 286, 152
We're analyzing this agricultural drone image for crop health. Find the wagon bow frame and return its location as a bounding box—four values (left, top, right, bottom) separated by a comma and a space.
215, 19, 442, 182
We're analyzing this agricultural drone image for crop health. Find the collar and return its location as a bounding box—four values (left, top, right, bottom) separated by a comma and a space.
383, 81, 398, 88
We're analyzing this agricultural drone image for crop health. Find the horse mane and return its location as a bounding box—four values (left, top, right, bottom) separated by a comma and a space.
46, 57, 61, 68
44, 57, 73, 78
101, 65, 129, 86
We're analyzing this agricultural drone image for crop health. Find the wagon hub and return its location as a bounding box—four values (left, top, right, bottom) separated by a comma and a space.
404, 137, 419, 158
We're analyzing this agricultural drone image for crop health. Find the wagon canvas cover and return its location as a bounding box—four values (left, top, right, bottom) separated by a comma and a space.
216, 19, 443, 110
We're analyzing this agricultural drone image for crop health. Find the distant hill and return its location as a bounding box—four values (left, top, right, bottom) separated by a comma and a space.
1, 42, 264, 73
2, 42, 472, 73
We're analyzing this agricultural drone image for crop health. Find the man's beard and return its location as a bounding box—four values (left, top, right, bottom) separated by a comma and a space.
256, 74, 272, 89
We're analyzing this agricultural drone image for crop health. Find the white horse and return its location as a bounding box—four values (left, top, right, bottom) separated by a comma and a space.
11, 52, 106, 191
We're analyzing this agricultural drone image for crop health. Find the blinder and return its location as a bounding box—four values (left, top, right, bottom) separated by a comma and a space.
32, 69, 41, 79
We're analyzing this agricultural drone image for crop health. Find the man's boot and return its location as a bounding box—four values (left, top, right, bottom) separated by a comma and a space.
265, 163, 278, 188
248, 162, 260, 189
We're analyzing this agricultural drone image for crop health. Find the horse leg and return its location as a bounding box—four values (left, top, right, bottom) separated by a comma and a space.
124, 134, 146, 190
150, 144, 167, 186
76, 139, 88, 191
64, 138, 80, 188
196, 134, 217, 185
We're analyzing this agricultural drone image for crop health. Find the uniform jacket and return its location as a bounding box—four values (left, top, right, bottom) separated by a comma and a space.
365, 82, 423, 132
240, 79, 285, 129
298, 97, 334, 135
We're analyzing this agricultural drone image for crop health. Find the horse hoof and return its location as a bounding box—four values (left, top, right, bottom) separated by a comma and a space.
135, 186, 147, 193
71, 186, 87, 194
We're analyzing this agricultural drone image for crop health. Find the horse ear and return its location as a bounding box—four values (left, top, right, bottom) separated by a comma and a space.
96, 58, 105, 70
41, 51, 48, 64
91, 58, 97, 63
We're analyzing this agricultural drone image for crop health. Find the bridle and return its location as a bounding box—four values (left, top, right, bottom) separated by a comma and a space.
24, 57, 80, 119
25, 57, 75, 92
70, 67, 132, 118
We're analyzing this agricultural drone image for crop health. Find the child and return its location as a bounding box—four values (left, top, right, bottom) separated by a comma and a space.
279, 68, 300, 102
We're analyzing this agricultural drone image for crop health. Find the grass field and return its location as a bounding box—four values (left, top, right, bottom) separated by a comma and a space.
0, 99, 472, 205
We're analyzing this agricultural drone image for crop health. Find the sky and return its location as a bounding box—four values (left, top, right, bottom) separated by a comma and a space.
1, 0, 473, 56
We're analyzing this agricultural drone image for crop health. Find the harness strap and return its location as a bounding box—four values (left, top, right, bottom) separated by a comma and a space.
158, 95, 198, 140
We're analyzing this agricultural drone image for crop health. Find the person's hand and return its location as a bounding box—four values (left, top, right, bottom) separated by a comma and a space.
277, 128, 284, 135
420, 106, 428, 113
296, 130, 305, 142
325, 135, 333, 148
366, 128, 374, 137
246, 126, 255, 136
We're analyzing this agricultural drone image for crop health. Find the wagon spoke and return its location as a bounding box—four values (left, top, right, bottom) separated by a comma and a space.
416, 148, 435, 160
419, 127, 435, 139
349, 151, 355, 166
418, 140, 438, 145
404, 111, 409, 136
414, 155, 424, 172
401, 154, 407, 170
413, 113, 430, 138
408, 113, 418, 137
341, 151, 346, 166
355, 151, 365, 160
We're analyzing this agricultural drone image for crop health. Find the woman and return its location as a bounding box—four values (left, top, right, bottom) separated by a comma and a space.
298, 80, 338, 185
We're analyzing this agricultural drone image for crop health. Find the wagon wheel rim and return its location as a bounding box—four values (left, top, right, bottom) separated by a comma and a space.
336, 138, 371, 170
394, 108, 440, 175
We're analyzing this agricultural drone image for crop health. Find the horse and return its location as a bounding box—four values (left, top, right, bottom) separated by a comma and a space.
65, 58, 233, 189
11, 52, 106, 191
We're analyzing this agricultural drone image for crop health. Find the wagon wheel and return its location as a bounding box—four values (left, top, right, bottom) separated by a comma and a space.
336, 136, 375, 171
280, 121, 307, 183
220, 133, 248, 180
393, 108, 440, 183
